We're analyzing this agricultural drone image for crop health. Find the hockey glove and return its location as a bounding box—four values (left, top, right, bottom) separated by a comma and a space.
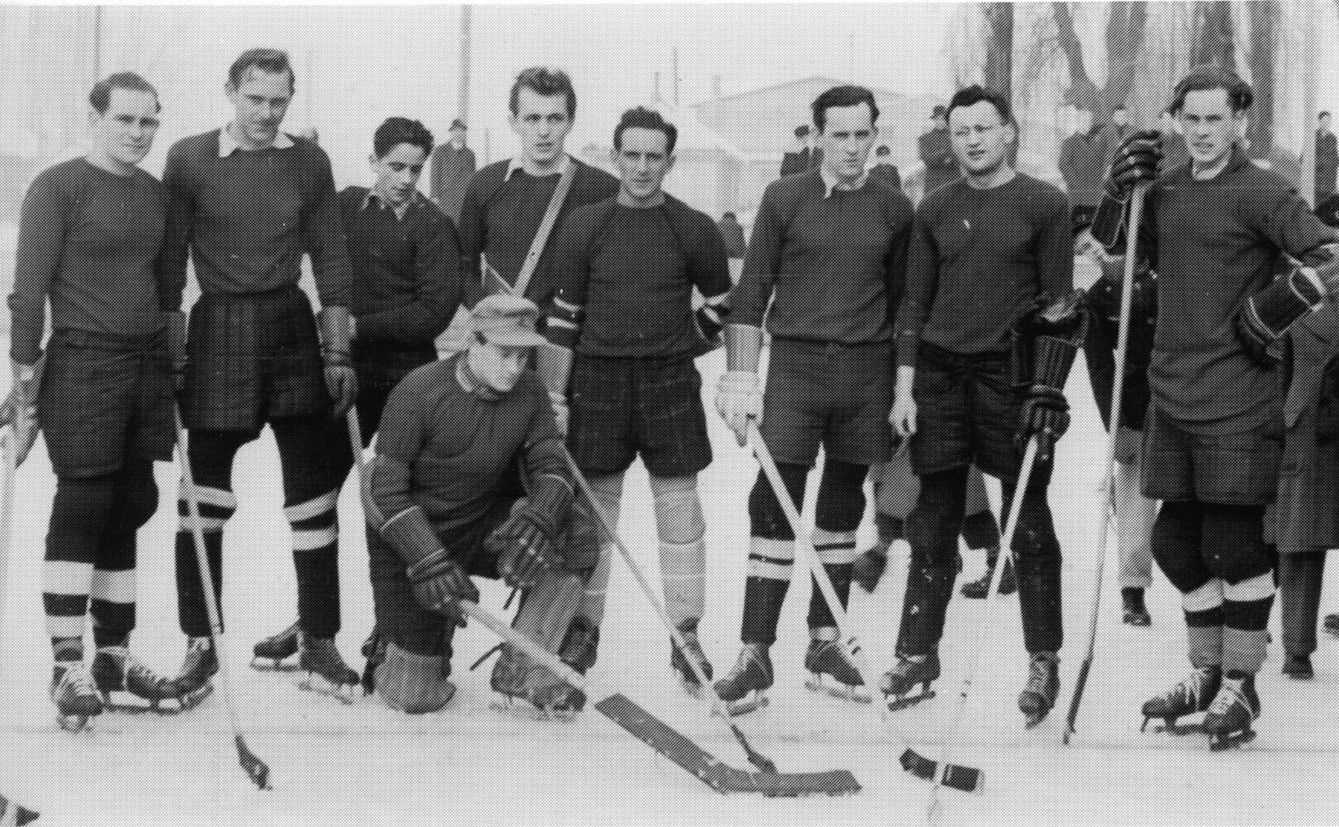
381, 506, 477, 626
2, 358, 42, 467
164, 310, 188, 394
1013, 292, 1085, 465
1236, 251, 1339, 364
318, 306, 358, 417
716, 371, 762, 447
486, 472, 573, 590
1017, 385, 1070, 465
1104, 130, 1162, 202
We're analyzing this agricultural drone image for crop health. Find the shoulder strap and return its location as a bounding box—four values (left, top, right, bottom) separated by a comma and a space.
511, 158, 579, 297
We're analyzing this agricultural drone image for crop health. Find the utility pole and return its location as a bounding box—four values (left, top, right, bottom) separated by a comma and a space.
458, 5, 472, 124
1300, 0, 1318, 206
92, 6, 102, 84
672, 46, 680, 106
848, 32, 855, 81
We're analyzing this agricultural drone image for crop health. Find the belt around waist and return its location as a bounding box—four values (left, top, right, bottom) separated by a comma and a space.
53, 327, 166, 350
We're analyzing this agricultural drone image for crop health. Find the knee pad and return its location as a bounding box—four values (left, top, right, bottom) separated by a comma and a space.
1151, 502, 1209, 593
904, 470, 968, 569
513, 570, 584, 653
560, 497, 602, 573
815, 460, 868, 533
109, 462, 159, 534
50, 475, 118, 543
749, 465, 804, 541
375, 641, 456, 714
1202, 505, 1273, 585
650, 475, 706, 545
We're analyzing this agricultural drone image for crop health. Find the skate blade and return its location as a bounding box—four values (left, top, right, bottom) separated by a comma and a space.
489, 697, 579, 722
884, 690, 936, 712
1142, 717, 1204, 736
805, 676, 872, 704
1023, 711, 1052, 730
177, 683, 215, 711
297, 673, 357, 705
56, 712, 99, 732
250, 657, 301, 673
100, 690, 186, 715
722, 691, 769, 717
1209, 729, 1256, 751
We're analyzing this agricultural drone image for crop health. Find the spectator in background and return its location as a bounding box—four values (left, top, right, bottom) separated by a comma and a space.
1108, 104, 1130, 147
431, 118, 476, 224
918, 104, 957, 196
1158, 107, 1190, 172
1317, 111, 1337, 206
1058, 106, 1109, 228
718, 211, 747, 266
780, 124, 822, 178
870, 145, 901, 191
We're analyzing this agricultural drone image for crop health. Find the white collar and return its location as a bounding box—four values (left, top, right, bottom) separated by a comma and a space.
361, 188, 422, 218
505, 153, 573, 181
820, 165, 869, 198
219, 123, 295, 156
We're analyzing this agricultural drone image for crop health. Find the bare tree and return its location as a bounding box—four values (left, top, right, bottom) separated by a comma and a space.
1050, 2, 1148, 121
1191, 1, 1236, 69
982, 2, 1013, 99
1245, 0, 1279, 155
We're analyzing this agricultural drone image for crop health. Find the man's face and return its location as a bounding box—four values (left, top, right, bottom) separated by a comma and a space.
949, 100, 1014, 176
469, 339, 529, 394
371, 143, 428, 208
91, 87, 160, 168
510, 88, 572, 166
1112, 108, 1129, 127
1178, 88, 1242, 168
1322, 114, 1332, 134
613, 126, 674, 202
451, 125, 467, 145
226, 68, 292, 148
818, 103, 877, 182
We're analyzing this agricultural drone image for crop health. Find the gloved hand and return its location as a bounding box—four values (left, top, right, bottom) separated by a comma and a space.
487, 498, 563, 590
1016, 385, 1070, 465
164, 310, 188, 394
1104, 130, 1162, 202
318, 306, 358, 417
3, 359, 42, 466
406, 549, 479, 628
715, 371, 761, 447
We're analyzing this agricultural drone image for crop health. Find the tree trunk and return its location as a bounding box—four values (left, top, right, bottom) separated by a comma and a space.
1192, 1, 1236, 70
982, 2, 1013, 100
1053, 2, 1147, 121
1245, 0, 1276, 156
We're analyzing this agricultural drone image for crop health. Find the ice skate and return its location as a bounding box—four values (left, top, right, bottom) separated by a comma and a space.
1121, 589, 1151, 627
852, 547, 887, 593
170, 637, 218, 710
296, 634, 360, 703
1140, 665, 1221, 734
1018, 651, 1060, 729
880, 651, 940, 712
91, 646, 188, 713
713, 643, 772, 715
51, 663, 103, 732
803, 628, 871, 704
1202, 674, 1260, 751
1282, 654, 1313, 680
251, 620, 301, 671
490, 643, 585, 721
669, 620, 713, 698
558, 616, 599, 675
960, 552, 1015, 599
1324, 612, 1339, 638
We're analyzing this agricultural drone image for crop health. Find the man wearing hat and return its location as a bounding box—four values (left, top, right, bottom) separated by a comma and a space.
918, 104, 958, 197
430, 118, 475, 224
780, 124, 823, 178
360, 294, 598, 715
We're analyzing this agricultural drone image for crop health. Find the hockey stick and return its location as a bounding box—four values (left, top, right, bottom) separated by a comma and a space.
345, 407, 366, 476
924, 436, 1039, 824
458, 598, 859, 796
174, 407, 271, 791
1063, 181, 1150, 746
0, 428, 40, 824
747, 423, 980, 793
560, 448, 786, 777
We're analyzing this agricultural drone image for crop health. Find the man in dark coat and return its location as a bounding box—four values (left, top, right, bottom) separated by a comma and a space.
430, 118, 475, 224
918, 105, 957, 196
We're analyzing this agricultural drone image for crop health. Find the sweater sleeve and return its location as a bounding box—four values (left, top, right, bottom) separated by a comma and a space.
895, 207, 939, 367
731, 188, 784, 329
884, 199, 912, 335
689, 212, 733, 300
305, 147, 353, 308
521, 382, 570, 484
7, 169, 67, 365
1248, 178, 1338, 267
367, 374, 434, 525
157, 144, 194, 313
1038, 188, 1076, 301
356, 212, 463, 347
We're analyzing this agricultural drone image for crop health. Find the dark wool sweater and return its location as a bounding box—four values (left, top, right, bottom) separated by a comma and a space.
9, 159, 167, 364
896, 173, 1072, 367
732, 167, 912, 346
158, 130, 352, 308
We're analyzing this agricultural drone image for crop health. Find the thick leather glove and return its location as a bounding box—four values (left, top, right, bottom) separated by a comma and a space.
407, 549, 479, 628
1016, 385, 1070, 465
715, 371, 762, 447
1104, 130, 1162, 202
165, 310, 188, 394
485, 473, 572, 590
318, 306, 358, 417
3, 359, 42, 467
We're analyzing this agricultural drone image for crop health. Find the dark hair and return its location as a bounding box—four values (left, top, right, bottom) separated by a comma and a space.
722, 211, 737, 221
946, 85, 1013, 126
373, 117, 434, 159
509, 67, 576, 118
1170, 65, 1253, 115
811, 85, 879, 133
1321, 111, 1332, 120
794, 124, 810, 138
1113, 104, 1128, 113
875, 145, 891, 156
613, 106, 678, 155
89, 72, 159, 115
228, 48, 295, 92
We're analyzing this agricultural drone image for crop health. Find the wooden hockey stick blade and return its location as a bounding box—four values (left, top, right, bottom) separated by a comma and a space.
235, 735, 271, 790
0, 791, 40, 825
595, 694, 861, 797
899, 749, 982, 793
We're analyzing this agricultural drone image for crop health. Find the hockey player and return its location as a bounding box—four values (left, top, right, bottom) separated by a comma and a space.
456, 67, 617, 673
714, 85, 913, 710
361, 295, 595, 715
6, 72, 185, 730
853, 459, 1008, 599
1076, 226, 1159, 627
885, 85, 1075, 726
159, 49, 361, 702
1092, 65, 1336, 748
253, 117, 463, 669
542, 107, 731, 694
